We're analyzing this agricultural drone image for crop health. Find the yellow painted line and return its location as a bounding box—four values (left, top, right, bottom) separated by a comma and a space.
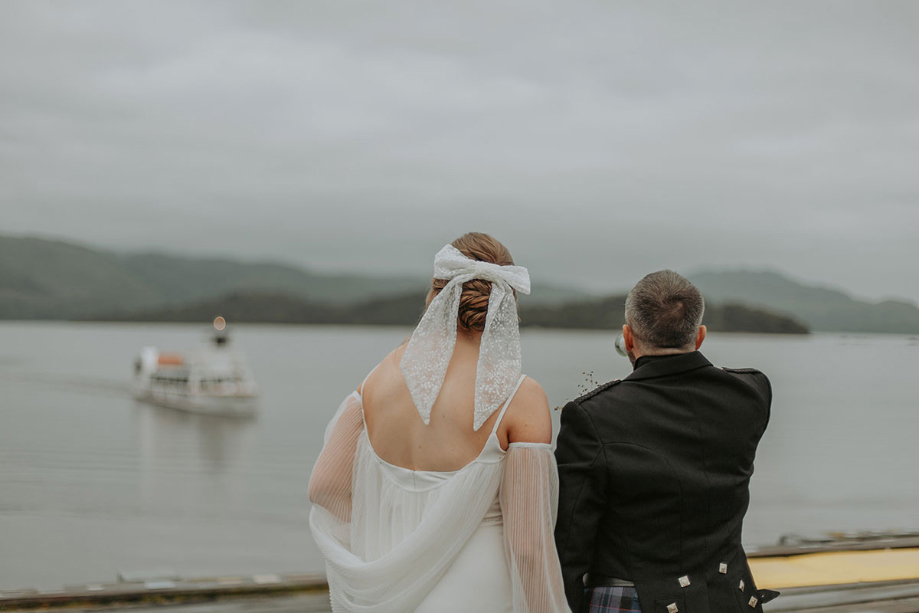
750, 548, 919, 589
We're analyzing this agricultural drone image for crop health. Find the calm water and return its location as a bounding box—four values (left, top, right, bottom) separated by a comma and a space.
1, 322, 917, 590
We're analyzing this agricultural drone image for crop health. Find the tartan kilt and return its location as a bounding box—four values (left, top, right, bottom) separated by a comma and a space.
585, 586, 642, 613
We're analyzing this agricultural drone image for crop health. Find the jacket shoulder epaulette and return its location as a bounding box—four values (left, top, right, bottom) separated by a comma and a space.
574, 378, 622, 403
721, 367, 763, 375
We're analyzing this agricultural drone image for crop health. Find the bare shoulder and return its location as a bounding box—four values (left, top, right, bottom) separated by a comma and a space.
357, 344, 407, 394
505, 376, 552, 445
516, 376, 549, 407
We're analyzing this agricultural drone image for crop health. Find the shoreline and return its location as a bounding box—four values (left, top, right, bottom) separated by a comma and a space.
0, 573, 327, 611
5, 549, 919, 613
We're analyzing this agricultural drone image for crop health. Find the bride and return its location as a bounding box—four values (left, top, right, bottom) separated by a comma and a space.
308, 232, 569, 612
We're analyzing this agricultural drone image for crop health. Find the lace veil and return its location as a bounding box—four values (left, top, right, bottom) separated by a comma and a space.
400, 244, 531, 430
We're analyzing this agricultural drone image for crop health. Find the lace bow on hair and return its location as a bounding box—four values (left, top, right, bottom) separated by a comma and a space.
400, 244, 531, 431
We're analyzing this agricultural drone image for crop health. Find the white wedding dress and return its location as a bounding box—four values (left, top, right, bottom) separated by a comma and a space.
309, 375, 569, 613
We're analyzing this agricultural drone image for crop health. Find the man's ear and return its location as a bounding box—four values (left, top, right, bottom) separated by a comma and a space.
623, 324, 635, 351
695, 325, 707, 350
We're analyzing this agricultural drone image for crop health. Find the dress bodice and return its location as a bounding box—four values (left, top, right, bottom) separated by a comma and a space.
308, 371, 568, 612
367, 431, 507, 523
359, 376, 524, 527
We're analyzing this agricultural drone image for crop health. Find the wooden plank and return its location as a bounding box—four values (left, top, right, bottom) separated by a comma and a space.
768, 581, 919, 611
750, 549, 919, 589
1, 593, 333, 613
769, 595, 919, 613
0, 575, 327, 611
751, 536, 919, 558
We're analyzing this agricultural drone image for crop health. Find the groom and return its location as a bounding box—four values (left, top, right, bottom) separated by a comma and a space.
555, 271, 775, 613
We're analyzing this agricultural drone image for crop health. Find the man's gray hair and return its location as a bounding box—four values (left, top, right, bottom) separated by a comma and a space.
624, 270, 705, 349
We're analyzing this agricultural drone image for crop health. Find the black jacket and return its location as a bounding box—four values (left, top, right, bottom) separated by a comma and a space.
554, 351, 771, 613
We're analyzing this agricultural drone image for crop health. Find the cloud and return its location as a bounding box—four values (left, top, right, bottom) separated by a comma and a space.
1, 1, 917, 300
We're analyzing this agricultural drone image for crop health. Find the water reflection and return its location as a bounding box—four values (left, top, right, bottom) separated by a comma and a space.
134, 402, 257, 514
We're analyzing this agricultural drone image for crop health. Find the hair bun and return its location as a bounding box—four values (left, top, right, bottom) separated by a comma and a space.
457, 279, 492, 332
428, 232, 515, 334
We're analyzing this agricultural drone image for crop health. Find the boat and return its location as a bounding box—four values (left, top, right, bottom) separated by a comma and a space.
133, 317, 258, 417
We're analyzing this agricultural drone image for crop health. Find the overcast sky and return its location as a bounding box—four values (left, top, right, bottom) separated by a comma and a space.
1, 1, 917, 301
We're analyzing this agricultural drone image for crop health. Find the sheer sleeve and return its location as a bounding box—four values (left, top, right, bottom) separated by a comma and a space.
500, 442, 571, 613
308, 392, 364, 523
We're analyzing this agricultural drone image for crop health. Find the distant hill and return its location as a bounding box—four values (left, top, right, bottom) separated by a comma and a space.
0, 234, 587, 319
521, 295, 808, 334
88, 291, 429, 326
688, 269, 919, 334
4, 234, 912, 332
0, 236, 161, 319
85, 289, 809, 335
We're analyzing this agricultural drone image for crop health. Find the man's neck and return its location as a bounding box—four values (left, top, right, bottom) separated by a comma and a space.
633, 352, 695, 369
629, 346, 693, 364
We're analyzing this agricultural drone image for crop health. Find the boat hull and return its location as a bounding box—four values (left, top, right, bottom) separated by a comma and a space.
134, 388, 258, 417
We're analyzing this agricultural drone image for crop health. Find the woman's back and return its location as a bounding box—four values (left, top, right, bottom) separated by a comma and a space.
308, 233, 570, 612
361, 340, 540, 472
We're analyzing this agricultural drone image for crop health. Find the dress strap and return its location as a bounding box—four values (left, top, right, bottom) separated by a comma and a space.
490, 375, 527, 435
358, 362, 381, 396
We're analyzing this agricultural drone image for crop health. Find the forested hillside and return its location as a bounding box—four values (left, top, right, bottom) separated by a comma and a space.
85, 290, 810, 334
689, 270, 919, 333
